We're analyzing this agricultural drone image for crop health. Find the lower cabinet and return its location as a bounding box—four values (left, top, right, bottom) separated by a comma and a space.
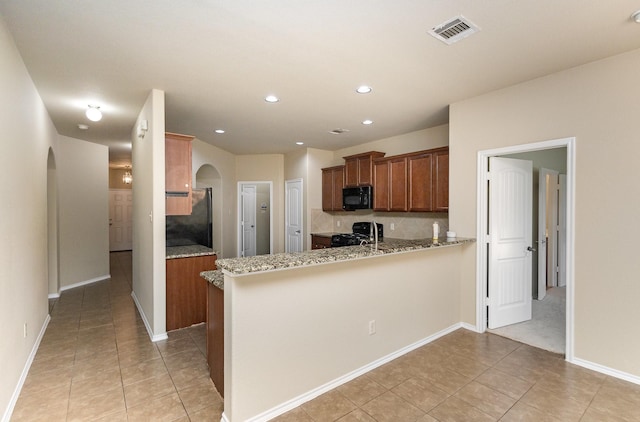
166, 254, 217, 331
311, 234, 332, 249
207, 283, 224, 397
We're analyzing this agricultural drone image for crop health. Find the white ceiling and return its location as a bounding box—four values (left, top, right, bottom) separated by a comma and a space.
2, 1, 640, 167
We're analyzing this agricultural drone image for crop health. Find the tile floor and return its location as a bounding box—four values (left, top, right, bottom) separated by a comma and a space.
11, 251, 223, 421
11, 251, 640, 421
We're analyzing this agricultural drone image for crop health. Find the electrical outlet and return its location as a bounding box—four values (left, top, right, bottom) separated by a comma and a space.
390, 223, 395, 230
23, 323, 27, 338
368, 320, 376, 335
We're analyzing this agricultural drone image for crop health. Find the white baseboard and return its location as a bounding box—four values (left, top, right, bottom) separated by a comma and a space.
47, 292, 60, 299
59, 274, 110, 292
571, 357, 640, 386
130, 291, 168, 343
460, 321, 481, 333
2, 314, 50, 422
245, 323, 461, 422
220, 412, 230, 422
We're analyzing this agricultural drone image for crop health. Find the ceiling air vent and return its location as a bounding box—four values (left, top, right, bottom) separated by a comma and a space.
428, 15, 479, 45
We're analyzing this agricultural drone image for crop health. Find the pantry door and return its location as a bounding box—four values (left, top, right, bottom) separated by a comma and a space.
488, 157, 533, 329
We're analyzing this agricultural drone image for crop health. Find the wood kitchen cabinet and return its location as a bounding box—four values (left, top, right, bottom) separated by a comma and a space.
207, 282, 224, 397
321, 165, 345, 211
373, 147, 449, 212
165, 132, 194, 215
166, 254, 216, 331
344, 151, 385, 187
311, 234, 332, 249
374, 156, 408, 211
408, 147, 449, 212
433, 147, 449, 211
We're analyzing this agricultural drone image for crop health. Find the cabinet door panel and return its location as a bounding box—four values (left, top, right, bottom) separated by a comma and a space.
344, 159, 358, 187
389, 158, 408, 211
332, 167, 344, 210
433, 150, 449, 211
408, 153, 433, 211
373, 160, 390, 211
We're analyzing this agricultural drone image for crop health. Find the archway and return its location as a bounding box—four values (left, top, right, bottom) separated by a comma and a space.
195, 164, 223, 256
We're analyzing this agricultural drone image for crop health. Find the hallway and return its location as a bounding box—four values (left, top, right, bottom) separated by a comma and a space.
11, 251, 223, 421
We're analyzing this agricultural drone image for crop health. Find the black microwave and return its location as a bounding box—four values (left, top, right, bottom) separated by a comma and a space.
343, 186, 373, 210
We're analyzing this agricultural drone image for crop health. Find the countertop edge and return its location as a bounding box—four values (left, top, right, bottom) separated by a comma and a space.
218, 238, 475, 277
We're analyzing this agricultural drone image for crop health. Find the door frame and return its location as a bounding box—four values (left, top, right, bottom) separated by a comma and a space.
476, 137, 576, 361
237, 181, 273, 257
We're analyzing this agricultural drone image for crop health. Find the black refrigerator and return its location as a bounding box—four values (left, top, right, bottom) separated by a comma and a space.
166, 188, 213, 248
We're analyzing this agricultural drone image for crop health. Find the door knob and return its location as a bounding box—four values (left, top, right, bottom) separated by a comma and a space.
527, 246, 536, 252
295, 230, 301, 234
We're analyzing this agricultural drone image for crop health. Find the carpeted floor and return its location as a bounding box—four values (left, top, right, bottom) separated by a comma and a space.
489, 287, 566, 355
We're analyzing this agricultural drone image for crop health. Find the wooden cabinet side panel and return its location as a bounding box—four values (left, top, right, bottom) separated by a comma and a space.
166, 255, 216, 331
389, 158, 408, 211
408, 154, 433, 212
207, 283, 224, 397
332, 167, 345, 211
311, 235, 332, 249
321, 169, 333, 211
434, 150, 449, 211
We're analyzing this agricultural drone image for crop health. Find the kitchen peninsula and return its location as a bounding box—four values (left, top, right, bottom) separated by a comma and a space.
201, 237, 474, 421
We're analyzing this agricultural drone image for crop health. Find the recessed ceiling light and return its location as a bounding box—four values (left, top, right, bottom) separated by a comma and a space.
85, 105, 102, 122
215, 129, 225, 134
265, 95, 279, 103
356, 85, 372, 94
362, 119, 373, 125
78, 124, 89, 130
296, 141, 304, 145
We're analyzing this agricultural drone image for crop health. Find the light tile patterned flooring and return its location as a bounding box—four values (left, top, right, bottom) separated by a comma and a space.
11, 251, 640, 421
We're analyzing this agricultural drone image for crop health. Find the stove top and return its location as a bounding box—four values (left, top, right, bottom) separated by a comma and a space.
330, 233, 370, 247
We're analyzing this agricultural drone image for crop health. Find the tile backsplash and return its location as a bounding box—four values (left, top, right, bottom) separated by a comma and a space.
311, 209, 449, 240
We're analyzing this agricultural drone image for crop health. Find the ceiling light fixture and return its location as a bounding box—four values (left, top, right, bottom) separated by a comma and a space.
632, 10, 640, 23
215, 129, 225, 134
356, 85, 372, 94
78, 124, 89, 130
264, 95, 279, 103
362, 119, 373, 125
85, 105, 102, 122
122, 166, 133, 185
296, 141, 304, 145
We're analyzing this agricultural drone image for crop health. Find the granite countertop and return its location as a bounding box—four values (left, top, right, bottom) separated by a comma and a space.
201, 269, 224, 290
166, 245, 217, 259
214, 237, 474, 276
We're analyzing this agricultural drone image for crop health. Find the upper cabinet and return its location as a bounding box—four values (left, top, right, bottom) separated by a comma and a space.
432, 148, 449, 212
165, 132, 194, 215
373, 147, 449, 213
321, 165, 345, 211
343, 151, 385, 187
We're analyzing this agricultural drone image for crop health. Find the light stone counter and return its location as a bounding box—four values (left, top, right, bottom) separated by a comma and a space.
166, 245, 216, 260
214, 237, 474, 276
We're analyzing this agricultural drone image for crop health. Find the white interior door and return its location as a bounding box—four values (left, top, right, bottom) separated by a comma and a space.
538, 168, 559, 299
285, 179, 303, 253
109, 189, 133, 251
241, 184, 257, 257
558, 174, 567, 287
488, 157, 533, 329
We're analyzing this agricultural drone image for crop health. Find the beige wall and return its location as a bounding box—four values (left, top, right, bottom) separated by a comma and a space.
57, 135, 110, 289
192, 139, 237, 258
0, 16, 59, 418
109, 168, 133, 189
450, 48, 640, 377
131, 89, 167, 340
236, 154, 285, 253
